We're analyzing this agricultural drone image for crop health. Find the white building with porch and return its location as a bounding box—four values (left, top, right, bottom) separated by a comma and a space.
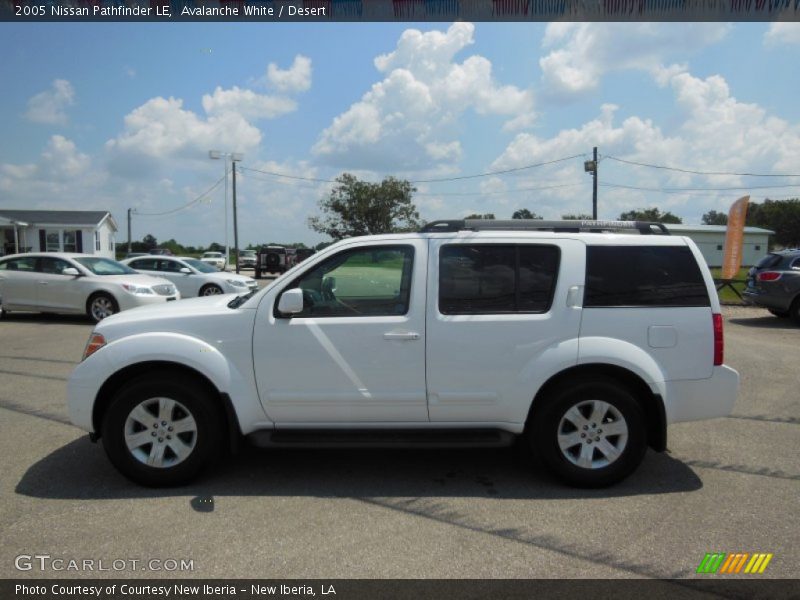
0, 210, 118, 259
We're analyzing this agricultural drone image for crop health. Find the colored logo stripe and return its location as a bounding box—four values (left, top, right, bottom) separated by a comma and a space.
697, 553, 726, 574
744, 553, 774, 574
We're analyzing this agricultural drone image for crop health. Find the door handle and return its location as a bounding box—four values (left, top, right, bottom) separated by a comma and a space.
383, 331, 420, 341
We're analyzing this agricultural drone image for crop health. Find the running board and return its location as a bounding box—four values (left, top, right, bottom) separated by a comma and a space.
246, 428, 517, 449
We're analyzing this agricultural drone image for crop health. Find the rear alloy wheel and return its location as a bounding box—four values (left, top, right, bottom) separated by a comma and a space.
531, 379, 647, 487
88, 293, 118, 322
200, 284, 223, 296
101, 373, 222, 486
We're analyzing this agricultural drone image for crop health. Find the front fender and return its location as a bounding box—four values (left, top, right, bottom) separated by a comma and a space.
67, 332, 270, 434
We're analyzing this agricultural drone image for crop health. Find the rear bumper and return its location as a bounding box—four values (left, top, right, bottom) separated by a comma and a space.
742, 289, 791, 312
663, 365, 739, 424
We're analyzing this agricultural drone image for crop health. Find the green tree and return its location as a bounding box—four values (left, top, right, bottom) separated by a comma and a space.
562, 213, 593, 220
465, 213, 496, 220
141, 234, 158, 251
511, 208, 541, 219
747, 198, 800, 248
618, 208, 683, 224
702, 210, 728, 225
308, 173, 421, 241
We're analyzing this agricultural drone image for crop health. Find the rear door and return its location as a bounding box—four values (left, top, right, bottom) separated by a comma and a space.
0, 256, 39, 308
426, 238, 584, 425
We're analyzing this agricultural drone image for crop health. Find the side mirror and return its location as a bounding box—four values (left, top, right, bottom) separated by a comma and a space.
62, 267, 81, 277
277, 288, 304, 316
180, 267, 192, 274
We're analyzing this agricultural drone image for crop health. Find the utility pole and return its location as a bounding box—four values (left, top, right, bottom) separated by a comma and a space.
584, 147, 598, 219
127, 208, 132, 254
209, 150, 243, 271
592, 146, 598, 219
232, 161, 240, 274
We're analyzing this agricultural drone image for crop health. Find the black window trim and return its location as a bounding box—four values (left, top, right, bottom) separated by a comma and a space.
438, 242, 561, 316
273, 243, 416, 319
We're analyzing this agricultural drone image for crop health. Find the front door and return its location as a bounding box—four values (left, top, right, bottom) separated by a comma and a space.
253, 239, 428, 424
35, 256, 83, 311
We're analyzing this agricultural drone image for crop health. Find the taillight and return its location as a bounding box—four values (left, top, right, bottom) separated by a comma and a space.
712, 313, 723, 366
82, 332, 106, 361
757, 271, 782, 282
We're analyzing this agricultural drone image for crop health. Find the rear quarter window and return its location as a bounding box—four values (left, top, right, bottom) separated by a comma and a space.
585, 245, 710, 307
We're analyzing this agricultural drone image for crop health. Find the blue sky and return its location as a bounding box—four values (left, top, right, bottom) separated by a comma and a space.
1, 22, 799, 247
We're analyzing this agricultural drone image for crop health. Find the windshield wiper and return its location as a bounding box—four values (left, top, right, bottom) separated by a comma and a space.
227, 289, 257, 309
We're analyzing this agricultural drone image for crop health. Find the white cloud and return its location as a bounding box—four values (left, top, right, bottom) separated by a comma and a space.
765, 23, 800, 46
539, 23, 730, 99
491, 67, 800, 222
25, 79, 75, 124
202, 86, 297, 120
313, 23, 534, 171
266, 55, 312, 93
105, 96, 263, 172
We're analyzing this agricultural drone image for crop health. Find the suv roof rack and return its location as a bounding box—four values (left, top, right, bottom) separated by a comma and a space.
420, 219, 671, 235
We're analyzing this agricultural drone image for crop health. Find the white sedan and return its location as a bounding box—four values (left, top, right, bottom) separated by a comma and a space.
122, 255, 258, 297
0, 253, 180, 322
200, 251, 226, 271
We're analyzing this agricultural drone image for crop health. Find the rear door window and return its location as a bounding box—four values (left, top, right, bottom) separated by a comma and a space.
439, 244, 560, 314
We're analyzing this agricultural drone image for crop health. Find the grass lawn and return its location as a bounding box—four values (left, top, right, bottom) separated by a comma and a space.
710, 267, 750, 304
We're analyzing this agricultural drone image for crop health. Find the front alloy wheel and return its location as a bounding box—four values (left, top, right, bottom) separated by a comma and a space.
101, 373, 222, 486
89, 294, 118, 322
201, 285, 223, 296
124, 397, 198, 468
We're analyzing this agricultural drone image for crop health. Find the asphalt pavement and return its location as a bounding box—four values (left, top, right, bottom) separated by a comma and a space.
0, 303, 797, 580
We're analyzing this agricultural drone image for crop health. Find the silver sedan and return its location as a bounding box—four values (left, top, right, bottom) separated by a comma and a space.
0, 253, 180, 322
121, 256, 258, 297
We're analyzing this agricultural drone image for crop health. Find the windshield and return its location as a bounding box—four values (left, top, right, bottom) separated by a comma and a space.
183, 258, 218, 273
75, 257, 138, 276
203, 253, 223, 258
241, 250, 256, 256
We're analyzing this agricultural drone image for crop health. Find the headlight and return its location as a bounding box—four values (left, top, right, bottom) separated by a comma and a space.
226, 279, 247, 287
121, 283, 154, 295
82, 332, 106, 361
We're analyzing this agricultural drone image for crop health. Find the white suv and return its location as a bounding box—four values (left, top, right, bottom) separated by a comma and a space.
67, 220, 739, 487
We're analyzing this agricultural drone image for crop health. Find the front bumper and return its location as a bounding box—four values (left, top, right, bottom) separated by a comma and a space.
117, 291, 180, 311
663, 365, 739, 424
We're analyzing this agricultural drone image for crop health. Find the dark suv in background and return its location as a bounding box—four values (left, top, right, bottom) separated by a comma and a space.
744, 249, 800, 324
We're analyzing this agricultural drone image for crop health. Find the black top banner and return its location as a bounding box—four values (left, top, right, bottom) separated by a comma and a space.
2, 0, 799, 21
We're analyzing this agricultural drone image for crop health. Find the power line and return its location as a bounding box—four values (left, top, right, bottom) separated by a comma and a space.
136, 175, 226, 217
604, 156, 800, 178
599, 181, 800, 193
239, 153, 587, 186
410, 154, 586, 183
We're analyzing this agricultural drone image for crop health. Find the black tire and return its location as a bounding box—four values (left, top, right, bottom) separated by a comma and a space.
529, 378, 647, 487
100, 372, 222, 487
768, 309, 789, 318
265, 253, 279, 268
199, 284, 223, 296
87, 293, 119, 322
254, 266, 261, 279
790, 298, 800, 326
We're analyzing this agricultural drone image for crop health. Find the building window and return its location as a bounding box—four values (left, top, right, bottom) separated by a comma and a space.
755, 245, 761, 251
108, 233, 114, 252
63, 230, 77, 253
717, 245, 723, 251
95, 231, 101, 251
46, 230, 60, 252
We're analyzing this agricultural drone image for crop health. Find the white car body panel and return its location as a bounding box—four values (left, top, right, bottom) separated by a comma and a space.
67, 295, 269, 433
